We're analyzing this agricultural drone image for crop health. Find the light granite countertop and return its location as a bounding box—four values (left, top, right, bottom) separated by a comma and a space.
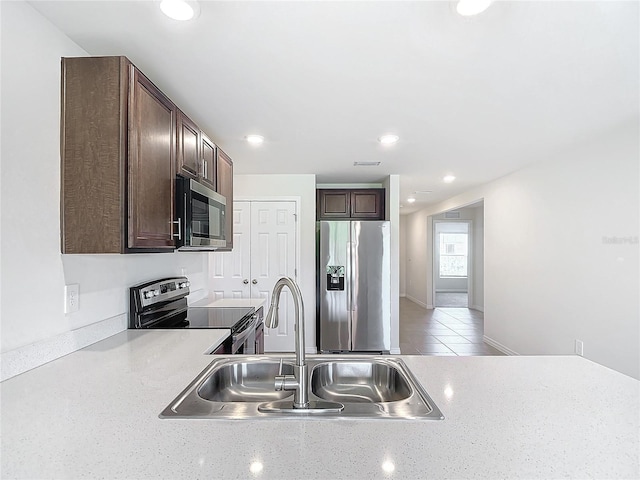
190, 297, 267, 309
0, 329, 638, 479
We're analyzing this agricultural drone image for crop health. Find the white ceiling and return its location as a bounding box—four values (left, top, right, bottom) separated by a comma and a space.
29, 0, 639, 214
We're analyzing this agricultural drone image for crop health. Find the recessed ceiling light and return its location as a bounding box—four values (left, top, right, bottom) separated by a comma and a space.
160, 0, 198, 21
245, 134, 264, 145
456, 0, 492, 16
378, 134, 399, 146
443, 175, 456, 183
353, 161, 381, 166
407, 197, 416, 203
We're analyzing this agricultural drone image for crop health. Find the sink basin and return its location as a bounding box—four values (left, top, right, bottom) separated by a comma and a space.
311, 361, 412, 403
160, 355, 444, 420
198, 360, 294, 402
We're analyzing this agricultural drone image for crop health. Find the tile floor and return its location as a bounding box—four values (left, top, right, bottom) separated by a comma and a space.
434, 292, 468, 307
399, 297, 504, 356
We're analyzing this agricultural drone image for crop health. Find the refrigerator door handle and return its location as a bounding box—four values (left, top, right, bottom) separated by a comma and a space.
346, 241, 352, 312
349, 241, 356, 312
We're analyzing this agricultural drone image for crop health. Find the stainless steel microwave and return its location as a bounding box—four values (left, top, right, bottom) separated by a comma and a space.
175, 176, 227, 250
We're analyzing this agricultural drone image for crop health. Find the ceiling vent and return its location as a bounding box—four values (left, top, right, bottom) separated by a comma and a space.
353, 162, 381, 167
444, 211, 461, 219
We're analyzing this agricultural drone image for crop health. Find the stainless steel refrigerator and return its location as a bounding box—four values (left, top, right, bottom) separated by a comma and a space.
317, 220, 391, 353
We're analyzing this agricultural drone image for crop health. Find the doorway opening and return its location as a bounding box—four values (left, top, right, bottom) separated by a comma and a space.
433, 221, 470, 307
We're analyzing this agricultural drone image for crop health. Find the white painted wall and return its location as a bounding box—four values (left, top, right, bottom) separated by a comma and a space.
383, 175, 401, 354
399, 215, 407, 296
0, 2, 209, 379
472, 206, 484, 311
405, 207, 430, 308
405, 121, 639, 379
233, 174, 317, 351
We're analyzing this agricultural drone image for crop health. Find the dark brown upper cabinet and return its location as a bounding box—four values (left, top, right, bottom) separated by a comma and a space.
216, 148, 234, 250
200, 132, 217, 190
177, 111, 217, 191
176, 110, 200, 180
317, 188, 385, 220
61, 56, 176, 253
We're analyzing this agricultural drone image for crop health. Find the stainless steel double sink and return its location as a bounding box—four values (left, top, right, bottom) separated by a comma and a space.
160, 355, 444, 420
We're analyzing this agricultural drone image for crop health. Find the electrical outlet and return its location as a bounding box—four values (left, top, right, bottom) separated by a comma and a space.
64, 284, 79, 314
575, 339, 584, 356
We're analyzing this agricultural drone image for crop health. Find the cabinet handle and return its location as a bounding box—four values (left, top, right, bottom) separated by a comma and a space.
243, 279, 249, 284
202, 159, 207, 178
172, 219, 181, 240
252, 279, 258, 285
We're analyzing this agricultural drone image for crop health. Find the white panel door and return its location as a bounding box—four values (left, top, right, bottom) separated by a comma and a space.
251, 202, 297, 352
208, 200, 297, 352
209, 202, 251, 300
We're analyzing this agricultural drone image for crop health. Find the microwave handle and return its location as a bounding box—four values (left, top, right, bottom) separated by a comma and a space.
172, 219, 182, 241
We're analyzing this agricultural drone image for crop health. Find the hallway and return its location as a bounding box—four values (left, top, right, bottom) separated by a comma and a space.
399, 297, 503, 355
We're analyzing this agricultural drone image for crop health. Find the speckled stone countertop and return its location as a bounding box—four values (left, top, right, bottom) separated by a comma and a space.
1, 330, 638, 479
190, 297, 267, 309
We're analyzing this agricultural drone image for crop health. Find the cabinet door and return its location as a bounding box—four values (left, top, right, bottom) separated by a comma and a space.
216, 148, 234, 250
350, 189, 385, 220
128, 67, 176, 250
317, 190, 350, 219
177, 110, 200, 179
201, 133, 216, 190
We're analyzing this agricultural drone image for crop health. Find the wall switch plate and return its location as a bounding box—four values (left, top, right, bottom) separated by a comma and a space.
64, 284, 79, 314
575, 339, 584, 356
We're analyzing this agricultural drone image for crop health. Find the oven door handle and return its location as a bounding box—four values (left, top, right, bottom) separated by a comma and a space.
231, 314, 258, 344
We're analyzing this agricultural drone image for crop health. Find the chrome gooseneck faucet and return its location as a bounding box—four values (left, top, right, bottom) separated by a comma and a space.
265, 277, 309, 408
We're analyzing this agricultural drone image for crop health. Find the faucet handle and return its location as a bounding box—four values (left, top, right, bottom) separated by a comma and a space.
278, 357, 283, 375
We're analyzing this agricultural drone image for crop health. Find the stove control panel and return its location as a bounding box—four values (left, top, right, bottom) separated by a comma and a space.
131, 277, 191, 310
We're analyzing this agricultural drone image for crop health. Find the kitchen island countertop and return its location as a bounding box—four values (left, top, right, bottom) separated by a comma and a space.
0, 329, 638, 479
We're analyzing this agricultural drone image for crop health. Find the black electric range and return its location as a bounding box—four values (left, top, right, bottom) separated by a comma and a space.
129, 277, 258, 353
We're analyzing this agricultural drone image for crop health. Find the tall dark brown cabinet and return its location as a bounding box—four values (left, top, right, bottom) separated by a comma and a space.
61, 56, 176, 253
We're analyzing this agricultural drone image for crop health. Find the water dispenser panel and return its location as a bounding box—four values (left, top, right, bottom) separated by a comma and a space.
326, 266, 345, 291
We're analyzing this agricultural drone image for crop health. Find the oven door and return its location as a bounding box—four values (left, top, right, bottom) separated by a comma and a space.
231, 314, 258, 354
177, 177, 226, 250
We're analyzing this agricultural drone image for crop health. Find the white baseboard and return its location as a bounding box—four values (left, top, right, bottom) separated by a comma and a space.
1, 314, 127, 382
435, 289, 468, 293
405, 295, 429, 309
483, 335, 518, 356
471, 305, 485, 312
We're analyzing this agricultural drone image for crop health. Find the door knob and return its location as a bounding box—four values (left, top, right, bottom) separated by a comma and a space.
243, 279, 249, 284
252, 279, 258, 285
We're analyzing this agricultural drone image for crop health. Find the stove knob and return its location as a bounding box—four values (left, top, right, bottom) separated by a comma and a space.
143, 291, 151, 299
152, 289, 160, 297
